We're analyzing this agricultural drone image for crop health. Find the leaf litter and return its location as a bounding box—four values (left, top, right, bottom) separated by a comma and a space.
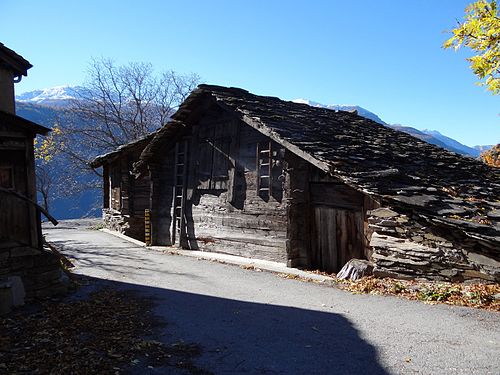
0, 281, 212, 375
304, 271, 500, 311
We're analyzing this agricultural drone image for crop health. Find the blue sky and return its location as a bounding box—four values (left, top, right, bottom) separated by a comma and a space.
1, 0, 498, 146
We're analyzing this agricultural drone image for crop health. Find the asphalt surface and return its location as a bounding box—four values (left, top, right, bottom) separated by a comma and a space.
43, 222, 500, 375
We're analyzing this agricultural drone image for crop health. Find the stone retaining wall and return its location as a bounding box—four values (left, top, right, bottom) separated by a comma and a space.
103, 209, 145, 241
0, 240, 67, 304
367, 207, 499, 282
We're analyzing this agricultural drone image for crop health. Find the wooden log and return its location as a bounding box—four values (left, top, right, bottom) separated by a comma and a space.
0, 187, 58, 226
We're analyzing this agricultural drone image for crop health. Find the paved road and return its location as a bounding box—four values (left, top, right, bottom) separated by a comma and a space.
44, 222, 500, 375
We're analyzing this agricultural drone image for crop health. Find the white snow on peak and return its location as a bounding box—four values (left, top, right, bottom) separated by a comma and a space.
292, 98, 313, 105
16, 85, 83, 103
293, 98, 359, 111
291, 98, 386, 124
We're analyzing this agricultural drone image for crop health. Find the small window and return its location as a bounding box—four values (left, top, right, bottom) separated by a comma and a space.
0, 167, 13, 189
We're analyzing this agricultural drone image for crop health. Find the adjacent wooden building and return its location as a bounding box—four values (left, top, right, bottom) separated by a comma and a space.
0, 43, 64, 304
91, 134, 154, 241
93, 85, 500, 282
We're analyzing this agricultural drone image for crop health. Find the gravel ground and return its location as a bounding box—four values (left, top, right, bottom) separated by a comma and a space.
44, 224, 500, 375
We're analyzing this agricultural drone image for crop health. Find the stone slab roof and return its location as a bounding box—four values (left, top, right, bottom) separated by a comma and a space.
90, 132, 156, 168
138, 84, 500, 245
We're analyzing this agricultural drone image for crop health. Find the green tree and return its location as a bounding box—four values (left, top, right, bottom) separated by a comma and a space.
444, 0, 500, 94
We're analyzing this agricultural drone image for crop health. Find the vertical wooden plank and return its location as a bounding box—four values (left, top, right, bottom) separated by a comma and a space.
322, 207, 329, 271
336, 210, 345, 271
342, 211, 349, 267
316, 206, 323, 270
25, 137, 39, 248
186, 125, 198, 201
311, 206, 318, 269
322, 208, 328, 273
319, 207, 326, 271
121, 157, 129, 214
227, 119, 239, 204
179, 139, 189, 247
329, 208, 337, 273
103, 164, 109, 209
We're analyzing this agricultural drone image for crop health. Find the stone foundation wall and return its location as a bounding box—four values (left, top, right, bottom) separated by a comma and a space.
103, 209, 145, 242
367, 207, 499, 282
0, 240, 67, 302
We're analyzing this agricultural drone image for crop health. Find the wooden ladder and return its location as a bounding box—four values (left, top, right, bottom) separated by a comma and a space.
257, 141, 272, 198
172, 140, 187, 245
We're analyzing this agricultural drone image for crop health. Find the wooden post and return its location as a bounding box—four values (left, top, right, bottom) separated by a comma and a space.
144, 209, 151, 246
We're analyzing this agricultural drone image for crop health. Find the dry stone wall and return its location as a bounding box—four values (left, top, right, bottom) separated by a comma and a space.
367, 207, 499, 282
103, 209, 145, 242
0, 239, 67, 306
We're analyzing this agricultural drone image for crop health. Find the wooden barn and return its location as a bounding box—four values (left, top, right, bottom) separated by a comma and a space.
0, 43, 64, 307
91, 134, 155, 241
94, 85, 500, 282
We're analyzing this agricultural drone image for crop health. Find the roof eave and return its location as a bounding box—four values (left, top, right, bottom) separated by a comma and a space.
0, 43, 32, 78
0, 110, 50, 135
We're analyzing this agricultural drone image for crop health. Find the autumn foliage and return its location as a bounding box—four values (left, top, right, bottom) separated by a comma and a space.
480, 143, 500, 167
444, 0, 500, 94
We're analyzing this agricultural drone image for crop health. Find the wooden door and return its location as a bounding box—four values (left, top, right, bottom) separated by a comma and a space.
311, 205, 364, 273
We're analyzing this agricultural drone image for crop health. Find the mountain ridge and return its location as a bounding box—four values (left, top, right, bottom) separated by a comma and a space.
17, 86, 491, 158
291, 97, 490, 158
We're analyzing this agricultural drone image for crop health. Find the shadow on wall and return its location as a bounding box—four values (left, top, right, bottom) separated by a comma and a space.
82, 275, 389, 375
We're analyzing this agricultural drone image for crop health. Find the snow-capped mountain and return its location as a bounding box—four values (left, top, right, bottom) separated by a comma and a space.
292, 98, 387, 125
421, 129, 482, 157
474, 144, 494, 153
16, 87, 492, 159
292, 98, 491, 158
16, 85, 84, 106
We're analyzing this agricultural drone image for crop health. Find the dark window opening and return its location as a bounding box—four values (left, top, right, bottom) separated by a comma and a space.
0, 167, 13, 189
198, 137, 231, 190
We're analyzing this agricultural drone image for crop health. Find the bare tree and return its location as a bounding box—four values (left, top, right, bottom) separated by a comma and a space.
36, 59, 199, 215
62, 58, 200, 174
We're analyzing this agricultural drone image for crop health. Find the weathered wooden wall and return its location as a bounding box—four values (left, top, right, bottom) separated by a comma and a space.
187, 115, 288, 261
152, 148, 176, 245
0, 120, 66, 300
0, 149, 30, 244
102, 149, 151, 242
148, 104, 378, 268
286, 163, 373, 272
0, 123, 39, 248
284, 153, 311, 268
152, 105, 289, 262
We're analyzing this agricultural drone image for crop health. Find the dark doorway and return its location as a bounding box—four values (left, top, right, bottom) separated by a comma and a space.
309, 182, 365, 273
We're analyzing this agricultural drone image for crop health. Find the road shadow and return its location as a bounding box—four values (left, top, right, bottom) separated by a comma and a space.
80, 275, 389, 375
